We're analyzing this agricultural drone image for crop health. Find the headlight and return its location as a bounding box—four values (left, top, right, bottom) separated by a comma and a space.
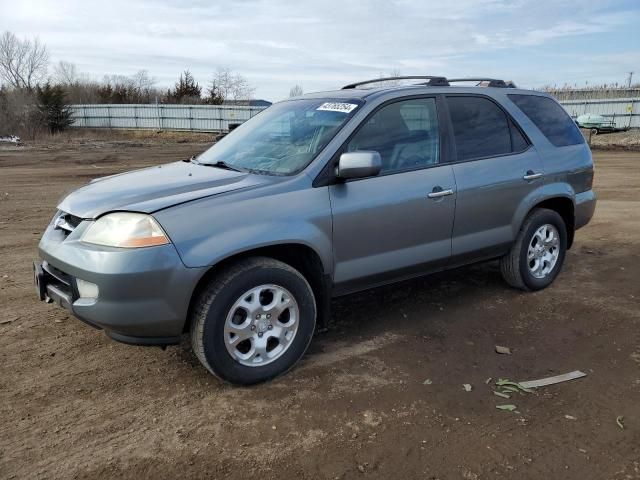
81, 212, 170, 248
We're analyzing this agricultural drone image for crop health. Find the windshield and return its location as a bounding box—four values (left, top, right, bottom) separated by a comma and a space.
197, 99, 362, 175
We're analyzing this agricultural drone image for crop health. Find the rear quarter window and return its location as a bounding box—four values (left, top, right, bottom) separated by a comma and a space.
508, 94, 584, 147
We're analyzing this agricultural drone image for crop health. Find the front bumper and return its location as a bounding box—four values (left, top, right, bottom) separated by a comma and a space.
34, 260, 76, 310
36, 219, 206, 346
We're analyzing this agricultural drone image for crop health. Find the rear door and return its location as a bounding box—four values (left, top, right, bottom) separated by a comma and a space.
329, 96, 456, 293
444, 95, 544, 261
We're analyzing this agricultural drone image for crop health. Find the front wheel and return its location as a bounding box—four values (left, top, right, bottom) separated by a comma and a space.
500, 208, 568, 291
190, 257, 316, 385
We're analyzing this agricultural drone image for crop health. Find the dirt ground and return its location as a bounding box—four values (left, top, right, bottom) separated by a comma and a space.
584, 128, 640, 151
0, 138, 639, 480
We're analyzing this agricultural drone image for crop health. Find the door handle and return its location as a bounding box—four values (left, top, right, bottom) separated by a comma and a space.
427, 187, 454, 199
523, 170, 543, 181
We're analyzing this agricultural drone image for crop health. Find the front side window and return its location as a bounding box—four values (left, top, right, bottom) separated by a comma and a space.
446, 96, 513, 161
197, 99, 361, 175
346, 98, 439, 174
508, 94, 584, 147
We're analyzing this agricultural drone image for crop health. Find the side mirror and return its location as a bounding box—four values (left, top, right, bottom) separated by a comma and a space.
336, 151, 382, 180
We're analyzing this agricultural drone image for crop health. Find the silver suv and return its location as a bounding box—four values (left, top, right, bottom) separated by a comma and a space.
35, 76, 596, 384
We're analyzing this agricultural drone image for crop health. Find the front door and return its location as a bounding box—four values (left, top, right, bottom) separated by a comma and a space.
329, 97, 456, 293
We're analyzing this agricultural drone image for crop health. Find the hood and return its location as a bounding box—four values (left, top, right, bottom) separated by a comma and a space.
58, 161, 270, 218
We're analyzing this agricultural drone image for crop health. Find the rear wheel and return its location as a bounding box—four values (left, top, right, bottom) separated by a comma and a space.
190, 257, 316, 385
500, 208, 568, 291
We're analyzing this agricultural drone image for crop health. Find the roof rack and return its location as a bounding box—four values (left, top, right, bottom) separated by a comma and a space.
447, 78, 516, 88
341, 76, 516, 90
342, 76, 450, 89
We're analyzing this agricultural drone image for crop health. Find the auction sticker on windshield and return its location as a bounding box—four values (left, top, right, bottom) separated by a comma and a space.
317, 102, 359, 113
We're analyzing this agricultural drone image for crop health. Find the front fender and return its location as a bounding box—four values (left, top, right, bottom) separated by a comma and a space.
154, 183, 334, 274
180, 221, 331, 271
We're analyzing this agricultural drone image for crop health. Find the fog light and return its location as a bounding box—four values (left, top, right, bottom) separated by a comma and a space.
76, 278, 99, 299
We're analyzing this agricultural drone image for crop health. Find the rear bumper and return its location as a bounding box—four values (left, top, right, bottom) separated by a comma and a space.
575, 189, 597, 230
36, 223, 206, 346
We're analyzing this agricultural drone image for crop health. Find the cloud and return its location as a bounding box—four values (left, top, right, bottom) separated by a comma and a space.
512, 12, 630, 46
2, 0, 638, 99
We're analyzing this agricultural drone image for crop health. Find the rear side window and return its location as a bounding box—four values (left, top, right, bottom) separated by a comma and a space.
446, 96, 514, 161
508, 94, 584, 147
510, 119, 529, 152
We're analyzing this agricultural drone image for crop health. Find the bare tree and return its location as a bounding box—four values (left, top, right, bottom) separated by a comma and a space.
377, 69, 402, 86
97, 71, 161, 103
53, 60, 78, 85
0, 87, 43, 138
207, 67, 254, 104
130, 70, 156, 102
52, 61, 102, 103
131, 70, 155, 92
289, 84, 303, 97
0, 31, 49, 90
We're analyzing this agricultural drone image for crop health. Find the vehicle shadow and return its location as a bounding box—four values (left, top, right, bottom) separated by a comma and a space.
175, 259, 510, 378
326, 259, 506, 333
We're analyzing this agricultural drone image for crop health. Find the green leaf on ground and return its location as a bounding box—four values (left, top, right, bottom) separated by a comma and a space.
496, 404, 517, 412
495, 379, 534, 394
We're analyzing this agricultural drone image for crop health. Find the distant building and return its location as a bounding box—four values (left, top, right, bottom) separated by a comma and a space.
223, 99, 272, 107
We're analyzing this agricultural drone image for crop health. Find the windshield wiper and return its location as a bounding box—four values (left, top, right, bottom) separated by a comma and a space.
202, 160, 244, 172
183, 156, 244, 172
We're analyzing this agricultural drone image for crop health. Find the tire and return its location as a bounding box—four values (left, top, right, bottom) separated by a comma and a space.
190, 257, 316, 385
500, 208, 568, 291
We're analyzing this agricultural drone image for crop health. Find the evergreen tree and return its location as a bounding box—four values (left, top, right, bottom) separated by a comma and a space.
168, 70, 201, 103
37, 82, 74, 134
206, 80, 224, 105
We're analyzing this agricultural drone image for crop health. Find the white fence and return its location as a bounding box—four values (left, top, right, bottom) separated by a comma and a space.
560, 98, 639, 129
69, 97, 640, 133
69, 104, 266, 132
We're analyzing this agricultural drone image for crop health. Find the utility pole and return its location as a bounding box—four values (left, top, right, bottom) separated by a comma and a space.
627, 71, 634, 88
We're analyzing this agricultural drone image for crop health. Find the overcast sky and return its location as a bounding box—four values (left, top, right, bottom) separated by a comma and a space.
2, 0, 639, 100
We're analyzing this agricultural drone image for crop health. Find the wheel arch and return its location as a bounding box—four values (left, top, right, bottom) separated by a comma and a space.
525, 196, 575, 248
183, 243, 330, 333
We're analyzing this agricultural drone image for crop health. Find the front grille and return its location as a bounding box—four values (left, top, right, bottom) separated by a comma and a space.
54, 211, 82, 236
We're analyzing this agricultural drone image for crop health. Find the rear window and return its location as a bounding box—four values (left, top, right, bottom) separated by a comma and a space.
508, 94, 584, 147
